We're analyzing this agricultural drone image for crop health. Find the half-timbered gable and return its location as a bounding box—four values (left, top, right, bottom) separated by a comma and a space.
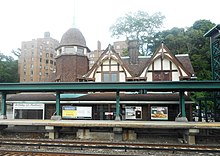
84, 45, 132, 82
140, 43, 193, 81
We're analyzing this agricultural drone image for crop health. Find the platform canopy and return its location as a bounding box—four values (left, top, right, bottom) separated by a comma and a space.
0, 81, 220, 93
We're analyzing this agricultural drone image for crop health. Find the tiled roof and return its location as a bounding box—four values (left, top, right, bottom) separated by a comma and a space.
59, 28, 86, 47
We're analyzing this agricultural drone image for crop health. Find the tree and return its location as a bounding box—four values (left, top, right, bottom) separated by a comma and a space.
110, 11, 165, 55
0, 53, 19, 82
152, 19, 215, 80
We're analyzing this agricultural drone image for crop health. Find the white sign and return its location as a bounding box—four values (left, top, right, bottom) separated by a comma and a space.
14, 103, 44, 109
77, 107, 92, 118
62, 106, 92, 119
125, 106, 142, 120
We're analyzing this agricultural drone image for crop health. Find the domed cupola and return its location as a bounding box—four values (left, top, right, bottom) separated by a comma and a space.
56, 28, 90, 57
60, 28, 86, 47
55, 27, 90, 82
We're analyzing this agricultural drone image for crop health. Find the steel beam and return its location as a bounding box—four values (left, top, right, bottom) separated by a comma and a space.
1, 81, 220, 93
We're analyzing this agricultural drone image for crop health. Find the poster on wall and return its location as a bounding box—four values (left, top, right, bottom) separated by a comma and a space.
151, 106, 168, 120
62, 106, 77, 118
62, 106, 92, 119
125, 106, 142, 120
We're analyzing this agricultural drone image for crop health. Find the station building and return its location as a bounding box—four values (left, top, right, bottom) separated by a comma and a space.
7, 27, 195, 121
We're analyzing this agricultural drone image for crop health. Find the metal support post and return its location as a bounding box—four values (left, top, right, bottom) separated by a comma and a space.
1, 92, 7, 119
205, 99, 208, 122
56, 91, 61, 116
176, 91, 188, 122
180, 91, 186, 117
51, 91, 61, 120
115, 90, 121, 121
198, 100, 202, 122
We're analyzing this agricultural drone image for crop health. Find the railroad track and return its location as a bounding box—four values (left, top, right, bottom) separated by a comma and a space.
0, 138, 219, 155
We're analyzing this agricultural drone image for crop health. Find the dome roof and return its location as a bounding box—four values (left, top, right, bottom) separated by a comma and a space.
60, 28, 86, 47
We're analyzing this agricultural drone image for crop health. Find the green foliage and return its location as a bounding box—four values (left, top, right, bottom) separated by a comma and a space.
110, 11, 165, 55
153, 19, 215, 80
0, 53, 19, 82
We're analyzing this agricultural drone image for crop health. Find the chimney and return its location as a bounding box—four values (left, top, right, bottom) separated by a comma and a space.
128, 40, 139, 64
44, 32, 50, 38
97, 40, 101, 51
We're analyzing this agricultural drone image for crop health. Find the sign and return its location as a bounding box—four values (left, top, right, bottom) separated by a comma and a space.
62, 106, 77, 118
62, 106, 92, 119
151, 106, 168, 120
125, 106, 142, 120
14, 103, 44, 109
13, 103, 45, 119
105, 112, 114, 115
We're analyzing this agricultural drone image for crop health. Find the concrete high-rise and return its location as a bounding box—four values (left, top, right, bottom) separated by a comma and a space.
19, 32, 59, 82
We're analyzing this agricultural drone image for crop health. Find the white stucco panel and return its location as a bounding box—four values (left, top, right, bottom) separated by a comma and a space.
111, 59, 117, 64
172, 63, 177, 70
95, 73, 101, 82
119, 72, 126, 82
172, 71, 180, 81
103, 66, 109, 71
163, 59, 170, 70
111, 66, 118, 71
96, 66, 101, 72
154, 58, 161, 70
147, 72, 152, 81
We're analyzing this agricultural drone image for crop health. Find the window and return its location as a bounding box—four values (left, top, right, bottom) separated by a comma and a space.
103, 72, 118, 82
153, 71, 171, 81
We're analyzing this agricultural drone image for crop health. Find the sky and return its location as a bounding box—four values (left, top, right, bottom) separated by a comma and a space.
0, 0, 219, 58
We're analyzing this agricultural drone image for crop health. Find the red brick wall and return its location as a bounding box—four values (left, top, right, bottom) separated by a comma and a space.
56, 55, 89, 82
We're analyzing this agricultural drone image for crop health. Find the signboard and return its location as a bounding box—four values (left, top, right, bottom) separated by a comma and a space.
62, 106, 92, 119
125, 106, 142, 120
62, 106, 77, 118
151, 106, 168, 120
13, 103, 45, 119
14, 103, 44, 109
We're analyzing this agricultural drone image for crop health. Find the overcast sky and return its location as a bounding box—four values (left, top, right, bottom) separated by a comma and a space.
0, 0, 219, 57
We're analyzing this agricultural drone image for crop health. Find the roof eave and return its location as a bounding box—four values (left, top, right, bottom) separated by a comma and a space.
204, 24, 220, 37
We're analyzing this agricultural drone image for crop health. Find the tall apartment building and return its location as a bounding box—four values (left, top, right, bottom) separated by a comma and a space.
19, 32, 59, 82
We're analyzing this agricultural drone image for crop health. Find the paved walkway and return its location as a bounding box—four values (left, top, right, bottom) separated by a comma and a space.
0, 119, 220, 129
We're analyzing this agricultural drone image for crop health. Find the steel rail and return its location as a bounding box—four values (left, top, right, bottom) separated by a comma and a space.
0, 139, 220, 153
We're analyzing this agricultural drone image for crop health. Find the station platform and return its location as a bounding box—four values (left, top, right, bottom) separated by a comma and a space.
0, 119, 219, 145
0, 119, 219, 129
